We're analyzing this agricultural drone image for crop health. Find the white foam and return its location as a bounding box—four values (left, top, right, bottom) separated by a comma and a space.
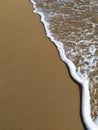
30, 0, 98, 129
89, 45, 96, 55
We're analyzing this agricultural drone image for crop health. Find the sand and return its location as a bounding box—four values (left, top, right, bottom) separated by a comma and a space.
0, 0, 84, 129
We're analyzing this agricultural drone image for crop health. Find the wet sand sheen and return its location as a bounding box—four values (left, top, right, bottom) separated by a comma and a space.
0, 0, 83, 129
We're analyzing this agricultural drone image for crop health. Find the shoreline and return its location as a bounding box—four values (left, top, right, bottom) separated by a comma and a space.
0, 0, 83, 129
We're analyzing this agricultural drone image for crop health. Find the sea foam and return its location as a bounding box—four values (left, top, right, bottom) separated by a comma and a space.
30, 0, 98, 129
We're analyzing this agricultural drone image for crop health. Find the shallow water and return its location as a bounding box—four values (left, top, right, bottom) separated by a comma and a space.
31, 0, 98, 129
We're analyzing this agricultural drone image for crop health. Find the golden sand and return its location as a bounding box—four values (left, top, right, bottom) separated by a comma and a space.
0, 0, 84, 129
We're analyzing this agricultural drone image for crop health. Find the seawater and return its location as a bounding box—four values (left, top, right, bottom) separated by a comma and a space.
30, 0, 98, 129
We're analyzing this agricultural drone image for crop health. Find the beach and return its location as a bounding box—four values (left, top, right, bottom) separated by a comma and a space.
0, 0, 84, 129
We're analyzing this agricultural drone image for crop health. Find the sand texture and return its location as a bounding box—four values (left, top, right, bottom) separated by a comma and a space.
0, 0, 84, 129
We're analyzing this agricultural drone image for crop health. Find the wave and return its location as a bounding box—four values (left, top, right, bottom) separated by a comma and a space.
30, 0, 98, 129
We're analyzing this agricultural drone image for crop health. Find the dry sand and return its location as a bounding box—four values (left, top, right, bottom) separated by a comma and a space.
0, 0, 84, 129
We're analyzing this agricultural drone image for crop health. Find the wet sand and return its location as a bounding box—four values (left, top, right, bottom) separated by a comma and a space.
0, 0, 84, 129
